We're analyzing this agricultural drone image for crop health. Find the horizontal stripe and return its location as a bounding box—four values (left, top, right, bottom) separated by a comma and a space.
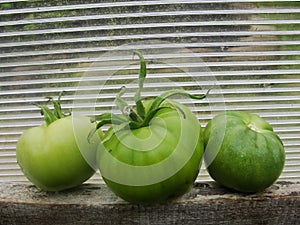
1, 20, 300, 38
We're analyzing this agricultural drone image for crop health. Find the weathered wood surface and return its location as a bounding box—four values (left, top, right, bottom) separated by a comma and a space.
0, 181, 299, 225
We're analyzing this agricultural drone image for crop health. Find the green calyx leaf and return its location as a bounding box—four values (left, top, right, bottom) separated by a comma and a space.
133, 50, 146, 119
36, 91, 70, 126
93, 51, 209, 132
148, 89, 209, 113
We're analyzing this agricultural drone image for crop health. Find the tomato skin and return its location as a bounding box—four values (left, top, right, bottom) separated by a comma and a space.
16, 116, 100, 191
97, 100, 204, 203
102, 147, 201, 203
204, 111, 285, 193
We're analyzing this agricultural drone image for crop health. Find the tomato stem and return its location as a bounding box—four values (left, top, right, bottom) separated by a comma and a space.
113, 51, 147, 124
92, 51, 209, 131
36, 91, 70, 126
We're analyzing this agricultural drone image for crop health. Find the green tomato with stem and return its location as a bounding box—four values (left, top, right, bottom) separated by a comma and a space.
91, 51, 208, 203
16, 93, 101, 191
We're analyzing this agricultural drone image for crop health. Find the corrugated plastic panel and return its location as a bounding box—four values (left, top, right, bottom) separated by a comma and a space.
0, 0, 299, 183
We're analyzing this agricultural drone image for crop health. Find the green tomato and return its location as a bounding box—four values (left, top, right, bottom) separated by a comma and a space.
204, 111, 285, 193
92, 51, 208, 203
97, 100, 204, 203
17, 114, 100, 191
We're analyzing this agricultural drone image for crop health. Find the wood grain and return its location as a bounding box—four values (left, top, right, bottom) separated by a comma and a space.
0, 181, 299, 225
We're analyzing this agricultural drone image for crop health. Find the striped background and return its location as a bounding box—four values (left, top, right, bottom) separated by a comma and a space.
0, 0, 299, 183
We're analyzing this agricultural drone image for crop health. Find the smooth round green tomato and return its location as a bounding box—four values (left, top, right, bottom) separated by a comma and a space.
204, 111, 285, 193
16, 116, 100, 191
97, 100, 204, 203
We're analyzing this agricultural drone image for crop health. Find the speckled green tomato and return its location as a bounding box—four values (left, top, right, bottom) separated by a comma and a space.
97, 100, 204, 203
16, 95, 100, 191
204, 111, 285, 193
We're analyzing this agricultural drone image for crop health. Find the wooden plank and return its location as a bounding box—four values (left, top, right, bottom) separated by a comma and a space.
0, 181, 299, 225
